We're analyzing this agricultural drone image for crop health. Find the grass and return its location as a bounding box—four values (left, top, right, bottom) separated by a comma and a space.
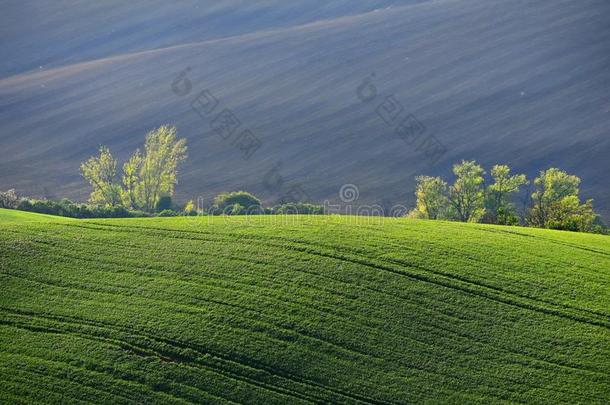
0, 208, 72, 223
0, 212, 609, 404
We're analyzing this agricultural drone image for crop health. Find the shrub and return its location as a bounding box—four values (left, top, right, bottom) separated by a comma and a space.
14, 197, 150, 219
16, 199, 33, 211
157, 209, 179, 217
273, 203, 324, 215
212, 191, 262, 215
183, 200, 197, 216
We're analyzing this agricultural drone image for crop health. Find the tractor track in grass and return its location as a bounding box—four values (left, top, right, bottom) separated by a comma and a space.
0, 307, 389, 404
0, 351, 220, 404
5, 227, 608, 378
2, 308, 606, 403
52, 221, 610, 329
4, 271, 541, 398
5, 264, 608, 382
3, 307, 605, 403
0, 361, 151, 405
2, 217, 609, 403
0, 349, 182, 404
3, 229, 609, 382
0, 320, 334, 404
4, 246, 598, 388
472, 226, 610, 257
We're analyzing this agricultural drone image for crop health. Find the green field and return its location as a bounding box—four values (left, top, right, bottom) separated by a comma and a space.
0, 208, 73, 224
1, 210, 609, 404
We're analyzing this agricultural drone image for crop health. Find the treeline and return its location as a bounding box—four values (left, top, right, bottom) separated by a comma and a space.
0, 189, 323, 219
0, 194, 152, 218
408, 160, 605, 233
0, 124, 606, 234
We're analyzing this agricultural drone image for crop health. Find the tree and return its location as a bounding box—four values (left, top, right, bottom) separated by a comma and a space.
0, 189, 19, 209
137, 126, 188, 212
546, 196, 598, 232
82, 126, 187, 212
447, 160, 486, 222
121, 150, 143, 209
408, 176, 448, 219
80, 146, 121, 206
528, 168, 599, 232
528, 168, 580, 228
484, 165, 527, 225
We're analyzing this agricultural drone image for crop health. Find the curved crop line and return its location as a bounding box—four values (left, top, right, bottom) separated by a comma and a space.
8, 223, 608, 372
0, 317, 315, 405
472, 226, 610, 257
0, 307, 385, 405
6, 223, 610, 395
7, 246, 608, 384
63, 222, 610, 328
0, 370, 93, 405
4, 237, 610, 388
2, 306, 606, 403
0, 352, 165, 404
2, 268, 403, 371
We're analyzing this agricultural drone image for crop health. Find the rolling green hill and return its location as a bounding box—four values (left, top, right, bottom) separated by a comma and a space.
1, 0, 609, 220
1, 213, 609, 403
0, 208, 73, 224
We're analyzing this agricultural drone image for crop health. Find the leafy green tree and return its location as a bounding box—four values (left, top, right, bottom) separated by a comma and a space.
138, 126, 187, 212
82, 126, 187, 212
121, 150, 143, 209
528, 168, 599, 232
80, 146, 122, 206
447, 160, 486, 222
546, 196, 598, 232
408, 176, 448, 219
528, 168, 580, 228
484, 165, 527, 225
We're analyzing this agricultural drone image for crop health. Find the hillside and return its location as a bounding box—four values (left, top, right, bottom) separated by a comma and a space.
0, 208, 73, 224
1, 0, 609, 219
1, 213, 609, 403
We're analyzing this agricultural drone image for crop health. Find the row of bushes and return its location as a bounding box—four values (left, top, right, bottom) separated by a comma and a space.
0, 189, 324, 219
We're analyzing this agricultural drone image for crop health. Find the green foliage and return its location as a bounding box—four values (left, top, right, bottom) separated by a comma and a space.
1, 216, 609, 403
273, 202, 324, 215
408, 176, 448, 219
137, 126, 188, 212
16, 199, 32, 211
81, 126, 187, 212
212, 191, 262, 214
121, 149, 143, 209
183, 200, 197, 216
484, 165, 527, 225
157, 209, 179, 217
447, 160, 486, 222
80, 146, 122, 206
528, 168, 599, 232
410, 162, 602, 233
155, 195, 173, 212
14, 198, 149, 219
